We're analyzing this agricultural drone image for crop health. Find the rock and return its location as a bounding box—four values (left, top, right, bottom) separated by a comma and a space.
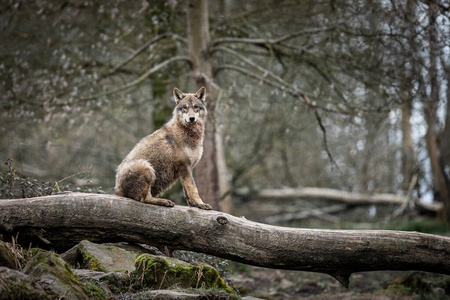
62, 240, 144, 272
128, 290, 206, 299
22, 252, 92, 300
0, 267, 50, 299
0, 241, 16, 269
74, 269, 131, 294
134, 254, 233, 292
116, 289, 240, 300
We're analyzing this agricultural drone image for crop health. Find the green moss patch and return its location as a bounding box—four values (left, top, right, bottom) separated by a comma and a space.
0, 267, 51, 299
62, 240, 141, 272
0, 241, 16, 269
79, 247, 106, 272
22, 252, 91, 299
134, 254, 233, 292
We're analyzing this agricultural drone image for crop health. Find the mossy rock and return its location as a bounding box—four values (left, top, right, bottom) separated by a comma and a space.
134, 254, 233, 292
0, 241, 16, 269
0, 266, 50, 299
62, 240, 143, 272
22, 252, 94, 300
74, 269, 132, 295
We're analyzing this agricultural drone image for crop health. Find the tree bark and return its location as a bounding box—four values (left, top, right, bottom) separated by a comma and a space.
425, 2, 450, 220
400, 93, 416, 192
401, 0, 418, 193
187, 0, 230, 211
1, 193, 450, 288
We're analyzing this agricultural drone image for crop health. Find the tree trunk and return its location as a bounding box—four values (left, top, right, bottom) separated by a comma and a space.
425, 2, 450, 221
187, 0, 230, 211
400, 0, 419, 194
440, 61, 450, 217
400, 93, 416, 192
1, 193, 450, 288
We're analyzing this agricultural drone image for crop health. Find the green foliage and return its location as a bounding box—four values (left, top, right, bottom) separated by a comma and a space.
0, 159, 66, 199
134, 254, 233, 293
397, 219, 450, 235
79, 249, 106, 273
143, 0, 176, 34
81, 280, 107, 300
173, 250, 232, 285
384, 272, 450, 299
0, 159, 105, 199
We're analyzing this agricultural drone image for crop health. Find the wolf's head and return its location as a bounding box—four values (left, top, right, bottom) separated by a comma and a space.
173, 87, 207, 125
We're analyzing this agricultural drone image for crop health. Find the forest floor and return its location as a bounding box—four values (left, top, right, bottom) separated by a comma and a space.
229, 197, 450, 299
230, 263, 450, 299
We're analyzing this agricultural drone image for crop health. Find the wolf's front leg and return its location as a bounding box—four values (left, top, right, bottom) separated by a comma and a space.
181, 172, 212, 210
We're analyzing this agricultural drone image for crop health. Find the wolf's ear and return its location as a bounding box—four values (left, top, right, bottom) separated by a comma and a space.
195, 86, 206, 102
173, 87, 185, 104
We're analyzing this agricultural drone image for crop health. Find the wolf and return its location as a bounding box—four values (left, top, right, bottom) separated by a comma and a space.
114, 87, 211, 210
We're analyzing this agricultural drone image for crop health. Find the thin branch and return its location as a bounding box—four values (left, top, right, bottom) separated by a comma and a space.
108, 33, 186, 75
212, 26, 335, 46
79, 56, 191, 101
217, 64, 312, 107
213, 46, 287, 88
314, 109, 338, 168
55, 33, 185, 101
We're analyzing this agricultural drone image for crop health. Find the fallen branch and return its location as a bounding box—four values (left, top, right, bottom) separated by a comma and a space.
0, 193, 449, 288
235, 187, 411, 205
265, 204, 347, 223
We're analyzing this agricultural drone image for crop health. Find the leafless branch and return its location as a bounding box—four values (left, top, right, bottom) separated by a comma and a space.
212, 26, 335, 46
213, 46, 287, 88
108, 33, 186, 75
217, 64, 312, 106
314, 109, 338, 168
79, 56, 191, 101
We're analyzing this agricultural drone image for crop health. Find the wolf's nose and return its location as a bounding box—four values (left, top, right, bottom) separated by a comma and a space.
189, 116, 196, 122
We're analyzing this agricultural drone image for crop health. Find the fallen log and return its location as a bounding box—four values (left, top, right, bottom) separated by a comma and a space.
235, 187, 410, 204
264, 204, 347, 223
1, 192, 449, 288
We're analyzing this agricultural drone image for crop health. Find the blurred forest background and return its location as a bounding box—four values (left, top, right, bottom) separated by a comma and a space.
1, 0, 450, 224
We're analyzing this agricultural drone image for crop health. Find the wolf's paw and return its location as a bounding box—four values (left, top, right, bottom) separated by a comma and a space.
189, 201, 212, 210
198, 203, 212, 210
160, 199, 175, 207
142, 197, 175, 207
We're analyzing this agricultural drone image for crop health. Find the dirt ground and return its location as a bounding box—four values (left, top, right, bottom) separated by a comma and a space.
231, 266, 450, 299
229, 197, 450, 300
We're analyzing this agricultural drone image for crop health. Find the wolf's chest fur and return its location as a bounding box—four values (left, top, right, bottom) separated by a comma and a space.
161, 122, 204, 166
183, 143, 203, 166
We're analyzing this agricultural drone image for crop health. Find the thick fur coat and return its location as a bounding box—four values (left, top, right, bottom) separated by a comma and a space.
114, 87, 211, 210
